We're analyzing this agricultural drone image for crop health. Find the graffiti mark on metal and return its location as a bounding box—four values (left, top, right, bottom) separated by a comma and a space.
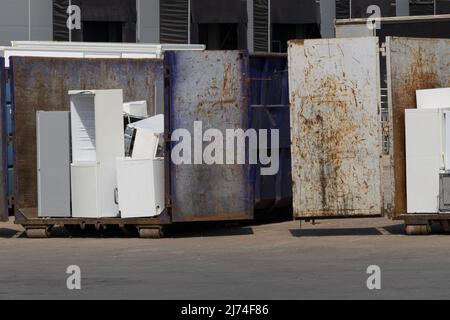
289, 38, 382, 218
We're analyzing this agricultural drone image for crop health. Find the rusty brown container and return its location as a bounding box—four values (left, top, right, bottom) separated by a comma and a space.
386, 37, 450, 217
10, 57, 163, 217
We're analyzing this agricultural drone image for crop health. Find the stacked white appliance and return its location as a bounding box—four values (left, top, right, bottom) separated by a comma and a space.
69, 90, 125, 218
116, 114, 165, 218
405, 88, 450, 213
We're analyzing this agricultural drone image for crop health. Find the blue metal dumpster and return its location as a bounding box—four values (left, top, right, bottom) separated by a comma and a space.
249, 54, 292, 212
0, 57, 7, 222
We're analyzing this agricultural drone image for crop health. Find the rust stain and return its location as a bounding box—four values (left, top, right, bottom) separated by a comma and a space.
289, 39, 305, 46
290, 38, 381, 218
222, 63, 232, 95
298, 75, 363, 215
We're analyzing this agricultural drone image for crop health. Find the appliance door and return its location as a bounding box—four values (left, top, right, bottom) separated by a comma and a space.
37, 111, 71, 217
117, 158, 164, 218
71, 163, 98, 218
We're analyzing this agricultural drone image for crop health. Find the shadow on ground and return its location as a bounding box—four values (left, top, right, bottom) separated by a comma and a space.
15, 223, 256, 239
290, 227, 383, 237
290, 221, 449, 237
168, 223, 254, 238
0, 227, 21, 238
382, 223, 406, 235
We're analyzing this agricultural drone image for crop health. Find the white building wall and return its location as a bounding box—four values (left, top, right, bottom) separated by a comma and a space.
138, 0, 160, 43
30, 0, 53, 42
0, 0, 52, 46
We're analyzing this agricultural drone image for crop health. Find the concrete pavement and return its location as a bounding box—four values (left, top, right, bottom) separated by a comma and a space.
1, 217, 450, 300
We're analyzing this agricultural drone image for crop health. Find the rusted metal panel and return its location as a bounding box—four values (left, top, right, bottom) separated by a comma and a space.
386, 37, 450, 218
165, 51, 253, 222
289, 37, 383, 218
10, 57, 163, 215
0, 58, 7, 222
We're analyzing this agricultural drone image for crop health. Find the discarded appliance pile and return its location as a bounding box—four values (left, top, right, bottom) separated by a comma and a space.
37, 89, 165, 219
405, 88, 450, 215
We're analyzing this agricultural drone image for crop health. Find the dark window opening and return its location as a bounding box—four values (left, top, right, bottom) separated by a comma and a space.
351, 0, 396, 18
336, 0, 351, 19
82, 21, 124, 42
437, 0, 450, 14
198, 23, 239, 50
53, 0, 137, 42
271, 24, 321, 53
410, 0, 435, 15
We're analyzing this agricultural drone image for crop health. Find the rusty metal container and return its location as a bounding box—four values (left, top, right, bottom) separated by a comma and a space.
10, 57, 164, 219
7, 51, 292, 228
288, 36, 450, 220
164, 51, 292, 222
164, 51, 254, 222
288, 37, 383, 219
385, 37, 450, 217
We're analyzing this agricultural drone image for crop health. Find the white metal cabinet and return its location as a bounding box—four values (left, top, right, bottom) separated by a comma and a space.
116, 114, 165, 218
416, 88, 450, 109
36, 111, 71, 217
71, 163, 98, 218
405, 109, 445, 213
70, 89, 124, 218
116, 158, 165, 218
132, 129, 160, 159
123, 100, 148, 118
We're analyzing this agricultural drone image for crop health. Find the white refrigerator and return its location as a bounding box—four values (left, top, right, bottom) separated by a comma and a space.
70, 89, 125, 218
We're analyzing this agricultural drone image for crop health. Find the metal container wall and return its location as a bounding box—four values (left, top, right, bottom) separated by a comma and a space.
386, 37, 450, 217
288, 37, 383, 218
165, 51, 254, 222
10, 57, 164, 216
0, 58, 7, 221
249, 54, 292, 211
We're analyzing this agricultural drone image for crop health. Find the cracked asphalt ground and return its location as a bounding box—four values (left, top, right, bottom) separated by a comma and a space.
1, 217, 450, 300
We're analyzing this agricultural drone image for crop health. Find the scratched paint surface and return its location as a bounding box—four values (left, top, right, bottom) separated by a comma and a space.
288, 38, 383, 218
11, 57, 163, 215
386, 37, 450, 218
166, 51, 253, 222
